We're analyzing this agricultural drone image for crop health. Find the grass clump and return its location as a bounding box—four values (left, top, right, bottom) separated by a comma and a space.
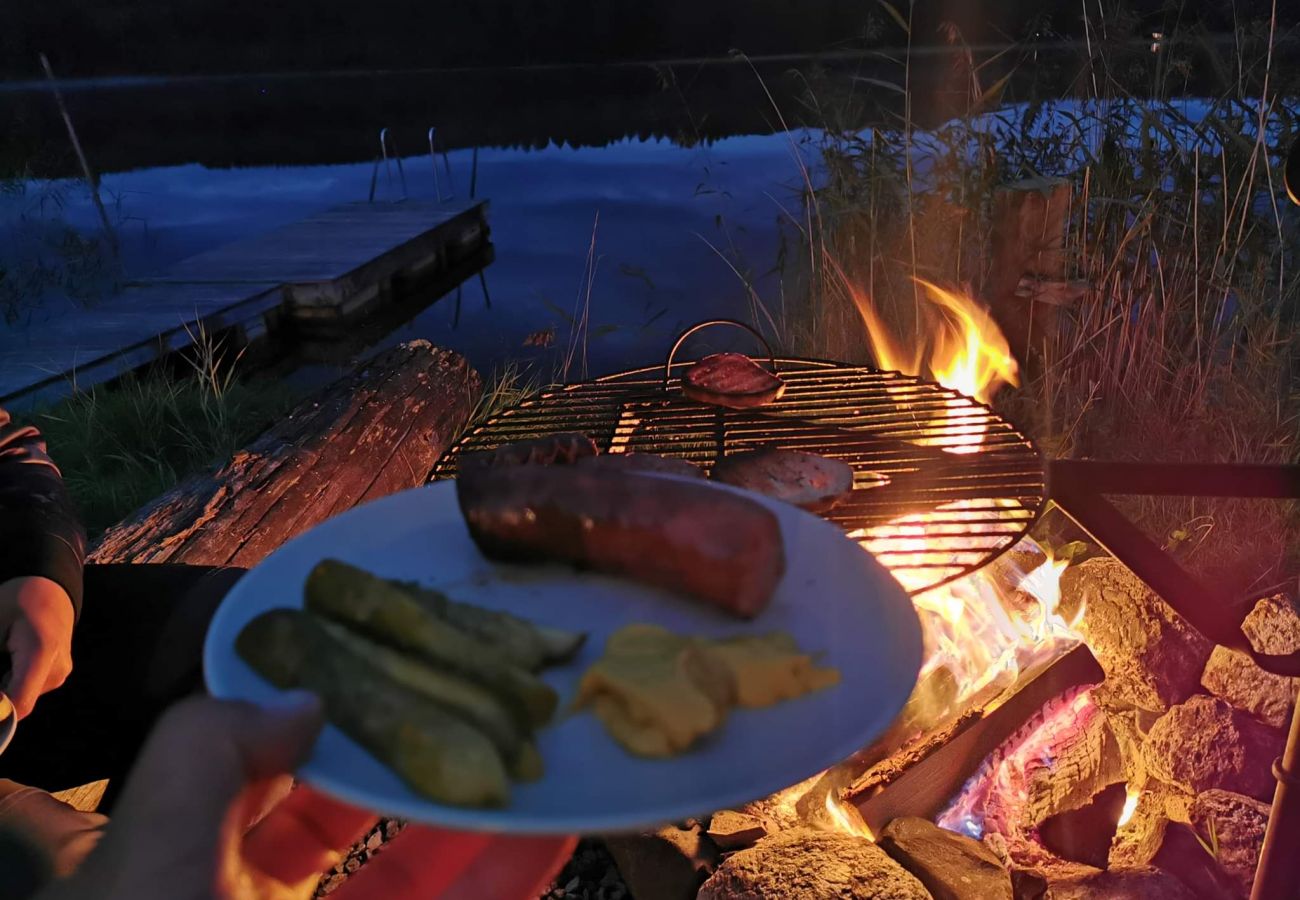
774, 10, 1300, 598
23, 338, 297, 537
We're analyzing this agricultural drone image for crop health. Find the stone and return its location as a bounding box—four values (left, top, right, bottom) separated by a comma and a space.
1189, 790, 1271, 898
1201, 646, 1298, 730
878, 816, 1013, 900
605, 824, 718, 900
1111, 788, 1175, 868
1058, 559, 1212, 712
1109, 794, 1243, 899
1241, 594, 1300, 655
1037, 783, 1127, 869
697, 830, 931, 900
1201, 594, 1300, 730
1043, 865, 1199, 899
706, 810, 771, 851
1142, 696, 1285, 800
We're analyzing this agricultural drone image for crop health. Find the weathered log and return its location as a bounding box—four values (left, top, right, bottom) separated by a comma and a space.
91, 340, 481, 566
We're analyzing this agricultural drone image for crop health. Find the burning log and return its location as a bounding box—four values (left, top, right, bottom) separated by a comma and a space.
1059, 559, 1212, 712
697, 830, 931, 900
1201, 594, 1300, 730
1142, 695, 1285, 801
877, 817, 1013, 900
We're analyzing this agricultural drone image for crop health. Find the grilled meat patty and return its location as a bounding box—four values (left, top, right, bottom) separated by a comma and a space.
712, 449, 854, 513
456, 464, 785, 619
681, 353, 785, 409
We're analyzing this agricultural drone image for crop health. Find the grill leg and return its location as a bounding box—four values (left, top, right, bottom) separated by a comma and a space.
1252, 693, 1300, 900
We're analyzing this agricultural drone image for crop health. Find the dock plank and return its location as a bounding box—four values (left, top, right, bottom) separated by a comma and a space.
1, 199, 489, 407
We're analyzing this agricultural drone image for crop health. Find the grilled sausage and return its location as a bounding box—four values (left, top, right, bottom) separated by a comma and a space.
456, 465, 785, 619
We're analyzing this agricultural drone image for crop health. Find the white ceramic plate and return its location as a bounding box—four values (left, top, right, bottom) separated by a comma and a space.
203, 478, 921, 834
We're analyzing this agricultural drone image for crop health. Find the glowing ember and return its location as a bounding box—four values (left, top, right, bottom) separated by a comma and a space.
823, 791, 876, 841
1117, 788, 1140, 828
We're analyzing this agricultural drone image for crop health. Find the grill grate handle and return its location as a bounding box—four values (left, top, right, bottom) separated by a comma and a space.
662, 319, 779, 392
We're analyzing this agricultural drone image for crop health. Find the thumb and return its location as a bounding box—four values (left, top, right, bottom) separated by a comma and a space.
100, 695, 323, 876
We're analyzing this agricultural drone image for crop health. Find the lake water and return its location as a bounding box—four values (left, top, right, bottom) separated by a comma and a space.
4, 131, 817, 385
3, 46, 1285, 389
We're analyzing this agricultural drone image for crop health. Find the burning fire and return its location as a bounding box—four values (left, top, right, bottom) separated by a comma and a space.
1117, 788, 1140, 828
847, 276, 1019, 405
823, 792, 876, 841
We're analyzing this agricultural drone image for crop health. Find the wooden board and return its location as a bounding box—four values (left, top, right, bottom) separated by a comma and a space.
0, 199, 488, 408
0, 282, 284, 408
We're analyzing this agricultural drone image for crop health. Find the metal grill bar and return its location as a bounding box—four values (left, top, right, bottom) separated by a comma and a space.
433, 359, 1045, 594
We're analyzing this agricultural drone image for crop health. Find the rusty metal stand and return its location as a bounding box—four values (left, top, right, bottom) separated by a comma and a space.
1047, 460, 1300, 900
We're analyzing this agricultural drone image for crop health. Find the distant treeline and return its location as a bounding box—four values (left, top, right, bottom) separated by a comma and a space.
3, 0, 1283, 79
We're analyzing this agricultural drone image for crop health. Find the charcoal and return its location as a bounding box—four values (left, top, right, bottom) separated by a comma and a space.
1037, 782, 1126, 869
1043, 865, 1198, 899
1201, 594, 1300, 729
1059, 559, 1211, 712
878, 816, 1013, 900
604, 824, 717, 900
1188, 790, 1271, 899
697, 830, 931, 900
1142, 695, 1285, 801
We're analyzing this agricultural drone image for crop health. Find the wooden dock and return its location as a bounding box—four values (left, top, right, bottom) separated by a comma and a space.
0, 199, 488, 408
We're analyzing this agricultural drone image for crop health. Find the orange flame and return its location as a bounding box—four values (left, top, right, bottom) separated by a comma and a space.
823, 791, 876, 841
846, 275, 1019, 405
1118, 788, 1141, 827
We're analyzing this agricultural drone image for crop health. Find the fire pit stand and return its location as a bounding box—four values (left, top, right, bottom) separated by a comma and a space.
1048, 459, 1300, 900
432, 331, 1300, 899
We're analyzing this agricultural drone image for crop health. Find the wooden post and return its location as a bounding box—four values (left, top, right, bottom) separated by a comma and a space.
982, 176, 1075, 363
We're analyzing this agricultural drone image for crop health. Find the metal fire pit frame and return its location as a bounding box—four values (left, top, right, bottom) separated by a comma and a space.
1048, 459, 1300, 900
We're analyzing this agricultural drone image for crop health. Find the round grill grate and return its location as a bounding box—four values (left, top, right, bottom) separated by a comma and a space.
432, 359, 1045, 594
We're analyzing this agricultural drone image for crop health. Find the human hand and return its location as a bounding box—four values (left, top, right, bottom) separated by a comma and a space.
0, 576, 75, 719
37, 695, 576, 900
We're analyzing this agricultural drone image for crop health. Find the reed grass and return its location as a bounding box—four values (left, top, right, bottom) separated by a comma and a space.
19, 331, 297, 536
773, 6, 1300, 598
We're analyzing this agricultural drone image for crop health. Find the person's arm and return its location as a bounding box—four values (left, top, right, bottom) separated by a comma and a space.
0, 408, 85, 617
